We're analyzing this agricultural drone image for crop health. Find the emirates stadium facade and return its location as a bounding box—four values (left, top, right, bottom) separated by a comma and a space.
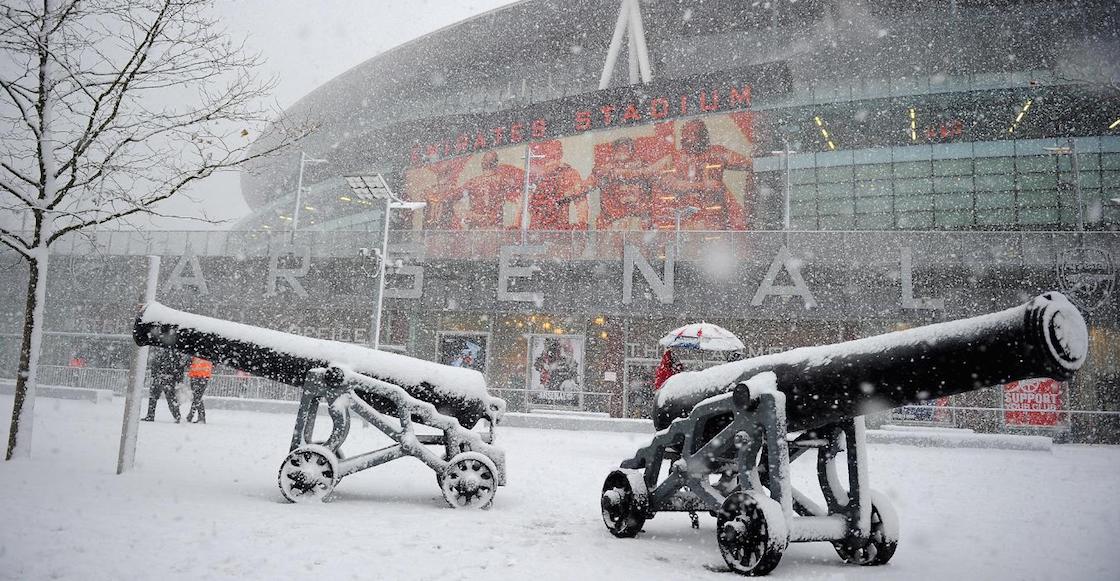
2, 0, 1119, 440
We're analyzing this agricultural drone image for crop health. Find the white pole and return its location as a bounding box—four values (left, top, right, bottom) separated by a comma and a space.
627, 0, 653, 83
1069, 138, 1083, 232
627, 29, 639, 85
598, 0, 631, 89
292, 152, 306, 234
370, 197, 392, 350
117, 255, 160, 475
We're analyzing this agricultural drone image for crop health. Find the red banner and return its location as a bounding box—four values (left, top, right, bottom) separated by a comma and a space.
1003, 378, 1064, 427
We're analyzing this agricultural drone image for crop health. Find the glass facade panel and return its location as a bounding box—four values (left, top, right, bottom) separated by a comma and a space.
976, 192, 1015, 209
791, 169, 817, 184
819, 215, 855, 229
895, 178, 932, 196
817, 186, 852, 199
817, 166, 853, 183
1017, 156, 1054, 174
1102, 154, 1120, 171
933, 159, 973, 176
975, 157, 1014, 174
976, 209, 1016, 225
1102, 171, 1120, 189
897, 211, 933, 228
934, 175, 973, 192
856, 213, 893, 229
896, 196, 933, 211
1019, 208, 1059, 224
935, 193, 973, 210
856, 197, 892, 213
975, 174, 1014, 191
894, 161, 930, 178
1018, 190, 1057, 208
854, 180, 892, 197
818, 199, 854, 215
1018, 173, 1057, 189
854, 164, 892, 180
935, 210, 974, 227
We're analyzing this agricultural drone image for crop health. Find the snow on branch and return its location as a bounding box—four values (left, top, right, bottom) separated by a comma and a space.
0, 0, 314, 245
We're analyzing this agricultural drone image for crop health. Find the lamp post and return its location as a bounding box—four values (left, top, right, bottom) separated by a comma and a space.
1043, 139, 1083, 231
520, 144, 544, 241
770, 136, 798, 231
345, 175, 426, 350
674, 205, 700, 256
292, 152, 329, 234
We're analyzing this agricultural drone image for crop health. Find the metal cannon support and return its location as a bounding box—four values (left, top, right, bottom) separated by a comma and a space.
132, 303, 506, 509
283, 367, 506, 508
603, 293, 1088, 575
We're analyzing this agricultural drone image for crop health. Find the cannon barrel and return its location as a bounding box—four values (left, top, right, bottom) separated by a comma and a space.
655, 292, 1089, 432
133, 302, 502, 428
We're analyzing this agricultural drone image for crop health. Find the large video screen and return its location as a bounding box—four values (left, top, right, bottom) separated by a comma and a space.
404, 111, 756, 232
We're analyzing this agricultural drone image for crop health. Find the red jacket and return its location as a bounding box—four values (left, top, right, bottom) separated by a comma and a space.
654, 350, 678, 390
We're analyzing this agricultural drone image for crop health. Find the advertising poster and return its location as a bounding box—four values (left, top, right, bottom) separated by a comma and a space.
528, 334, 585, 407
404, 112, 756, 234
437, 333, 489, 374
1004, 378, 1064, 427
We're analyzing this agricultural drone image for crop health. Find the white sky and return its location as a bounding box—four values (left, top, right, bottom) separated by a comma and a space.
150, 0, 523, 230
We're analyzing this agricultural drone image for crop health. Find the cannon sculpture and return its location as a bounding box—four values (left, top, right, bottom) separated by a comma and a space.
601, 292, 1088, 575
133, 302, 507, 509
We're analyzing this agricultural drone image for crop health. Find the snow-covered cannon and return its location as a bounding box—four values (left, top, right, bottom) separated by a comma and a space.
601, 292, 1088, 575
133, 302, 507, 509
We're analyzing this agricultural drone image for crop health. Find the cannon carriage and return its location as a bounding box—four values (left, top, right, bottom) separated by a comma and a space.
134, 302, 507, 509
601, 292, 1088, 575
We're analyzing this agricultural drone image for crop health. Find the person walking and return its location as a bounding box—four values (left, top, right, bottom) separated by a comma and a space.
185, 357, 213, 424
141, 348, 189, 423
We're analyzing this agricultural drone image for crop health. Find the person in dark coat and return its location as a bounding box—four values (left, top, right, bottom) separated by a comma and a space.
141, 348, 189, 423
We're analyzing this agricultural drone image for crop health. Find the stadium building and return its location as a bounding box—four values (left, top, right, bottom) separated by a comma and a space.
3, 0, 1119, 440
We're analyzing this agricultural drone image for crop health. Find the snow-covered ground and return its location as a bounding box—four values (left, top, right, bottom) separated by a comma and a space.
1, 395, 1117, 580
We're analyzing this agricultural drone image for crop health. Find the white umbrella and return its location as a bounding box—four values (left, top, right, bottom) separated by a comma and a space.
658, 322, 745, 352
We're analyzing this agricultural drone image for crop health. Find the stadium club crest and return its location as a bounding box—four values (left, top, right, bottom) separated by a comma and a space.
1057, 246, 1115, 311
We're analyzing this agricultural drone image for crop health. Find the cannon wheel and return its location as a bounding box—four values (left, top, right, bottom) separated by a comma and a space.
278, 444, 338, 503
717, 491, 786, 576
833, 493, 899, 566
439, 452, 498, 509
600, 469, 648, 538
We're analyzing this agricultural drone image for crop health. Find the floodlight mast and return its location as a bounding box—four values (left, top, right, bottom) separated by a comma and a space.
344, 174, 426, 350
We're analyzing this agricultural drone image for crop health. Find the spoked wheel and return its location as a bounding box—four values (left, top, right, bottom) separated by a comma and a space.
600, 469, 648, 538
716, 491, 787, 576
833, 495, 899, 566
440, 452, 498, 509
278, 444, 339, 503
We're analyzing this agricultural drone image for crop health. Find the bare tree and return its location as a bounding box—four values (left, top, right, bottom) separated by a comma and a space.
1, 0, 308, 459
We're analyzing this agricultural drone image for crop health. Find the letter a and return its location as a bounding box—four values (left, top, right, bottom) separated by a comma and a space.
751, 246, 817, 308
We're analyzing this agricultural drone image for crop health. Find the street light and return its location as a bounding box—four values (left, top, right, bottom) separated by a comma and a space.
1043, 139, 1083, 231
769, 135, 798, 231
674, 205, 700, 256
293, 152, 329, 234
345, 174, 427, 350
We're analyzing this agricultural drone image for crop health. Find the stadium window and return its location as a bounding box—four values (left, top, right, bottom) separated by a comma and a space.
1016, 156, 1053, 174
1018, 173, 1057, 191
893, 161, 931, 179
933, 159, 973, 176
897, 211, 934, 229
1018, 207, 1059, 225
895, 178, 933, 196
936, 193, 974, 211
976, 192, 1016, 210
975, 157, 1014, 175
935, 210, 975, 228
854, 180, 892, 197
854, 164, 892, 180
857, 213, 894, 230
1101, 154, 1120, 171
975, 174, 1015, 192
976, 209, 1016, 226
856, 196, 891, 214
934, 175, 973, 193
896, 196, 934, 212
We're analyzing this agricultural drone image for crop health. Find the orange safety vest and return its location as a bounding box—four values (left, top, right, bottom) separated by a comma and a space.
188, 357, 213, 379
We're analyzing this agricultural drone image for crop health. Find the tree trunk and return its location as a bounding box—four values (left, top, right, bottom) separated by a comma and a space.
6, 252, 49, 460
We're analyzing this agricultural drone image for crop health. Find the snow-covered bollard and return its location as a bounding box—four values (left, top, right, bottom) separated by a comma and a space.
601, 292, 1087, 576
133, 303, 506, 509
